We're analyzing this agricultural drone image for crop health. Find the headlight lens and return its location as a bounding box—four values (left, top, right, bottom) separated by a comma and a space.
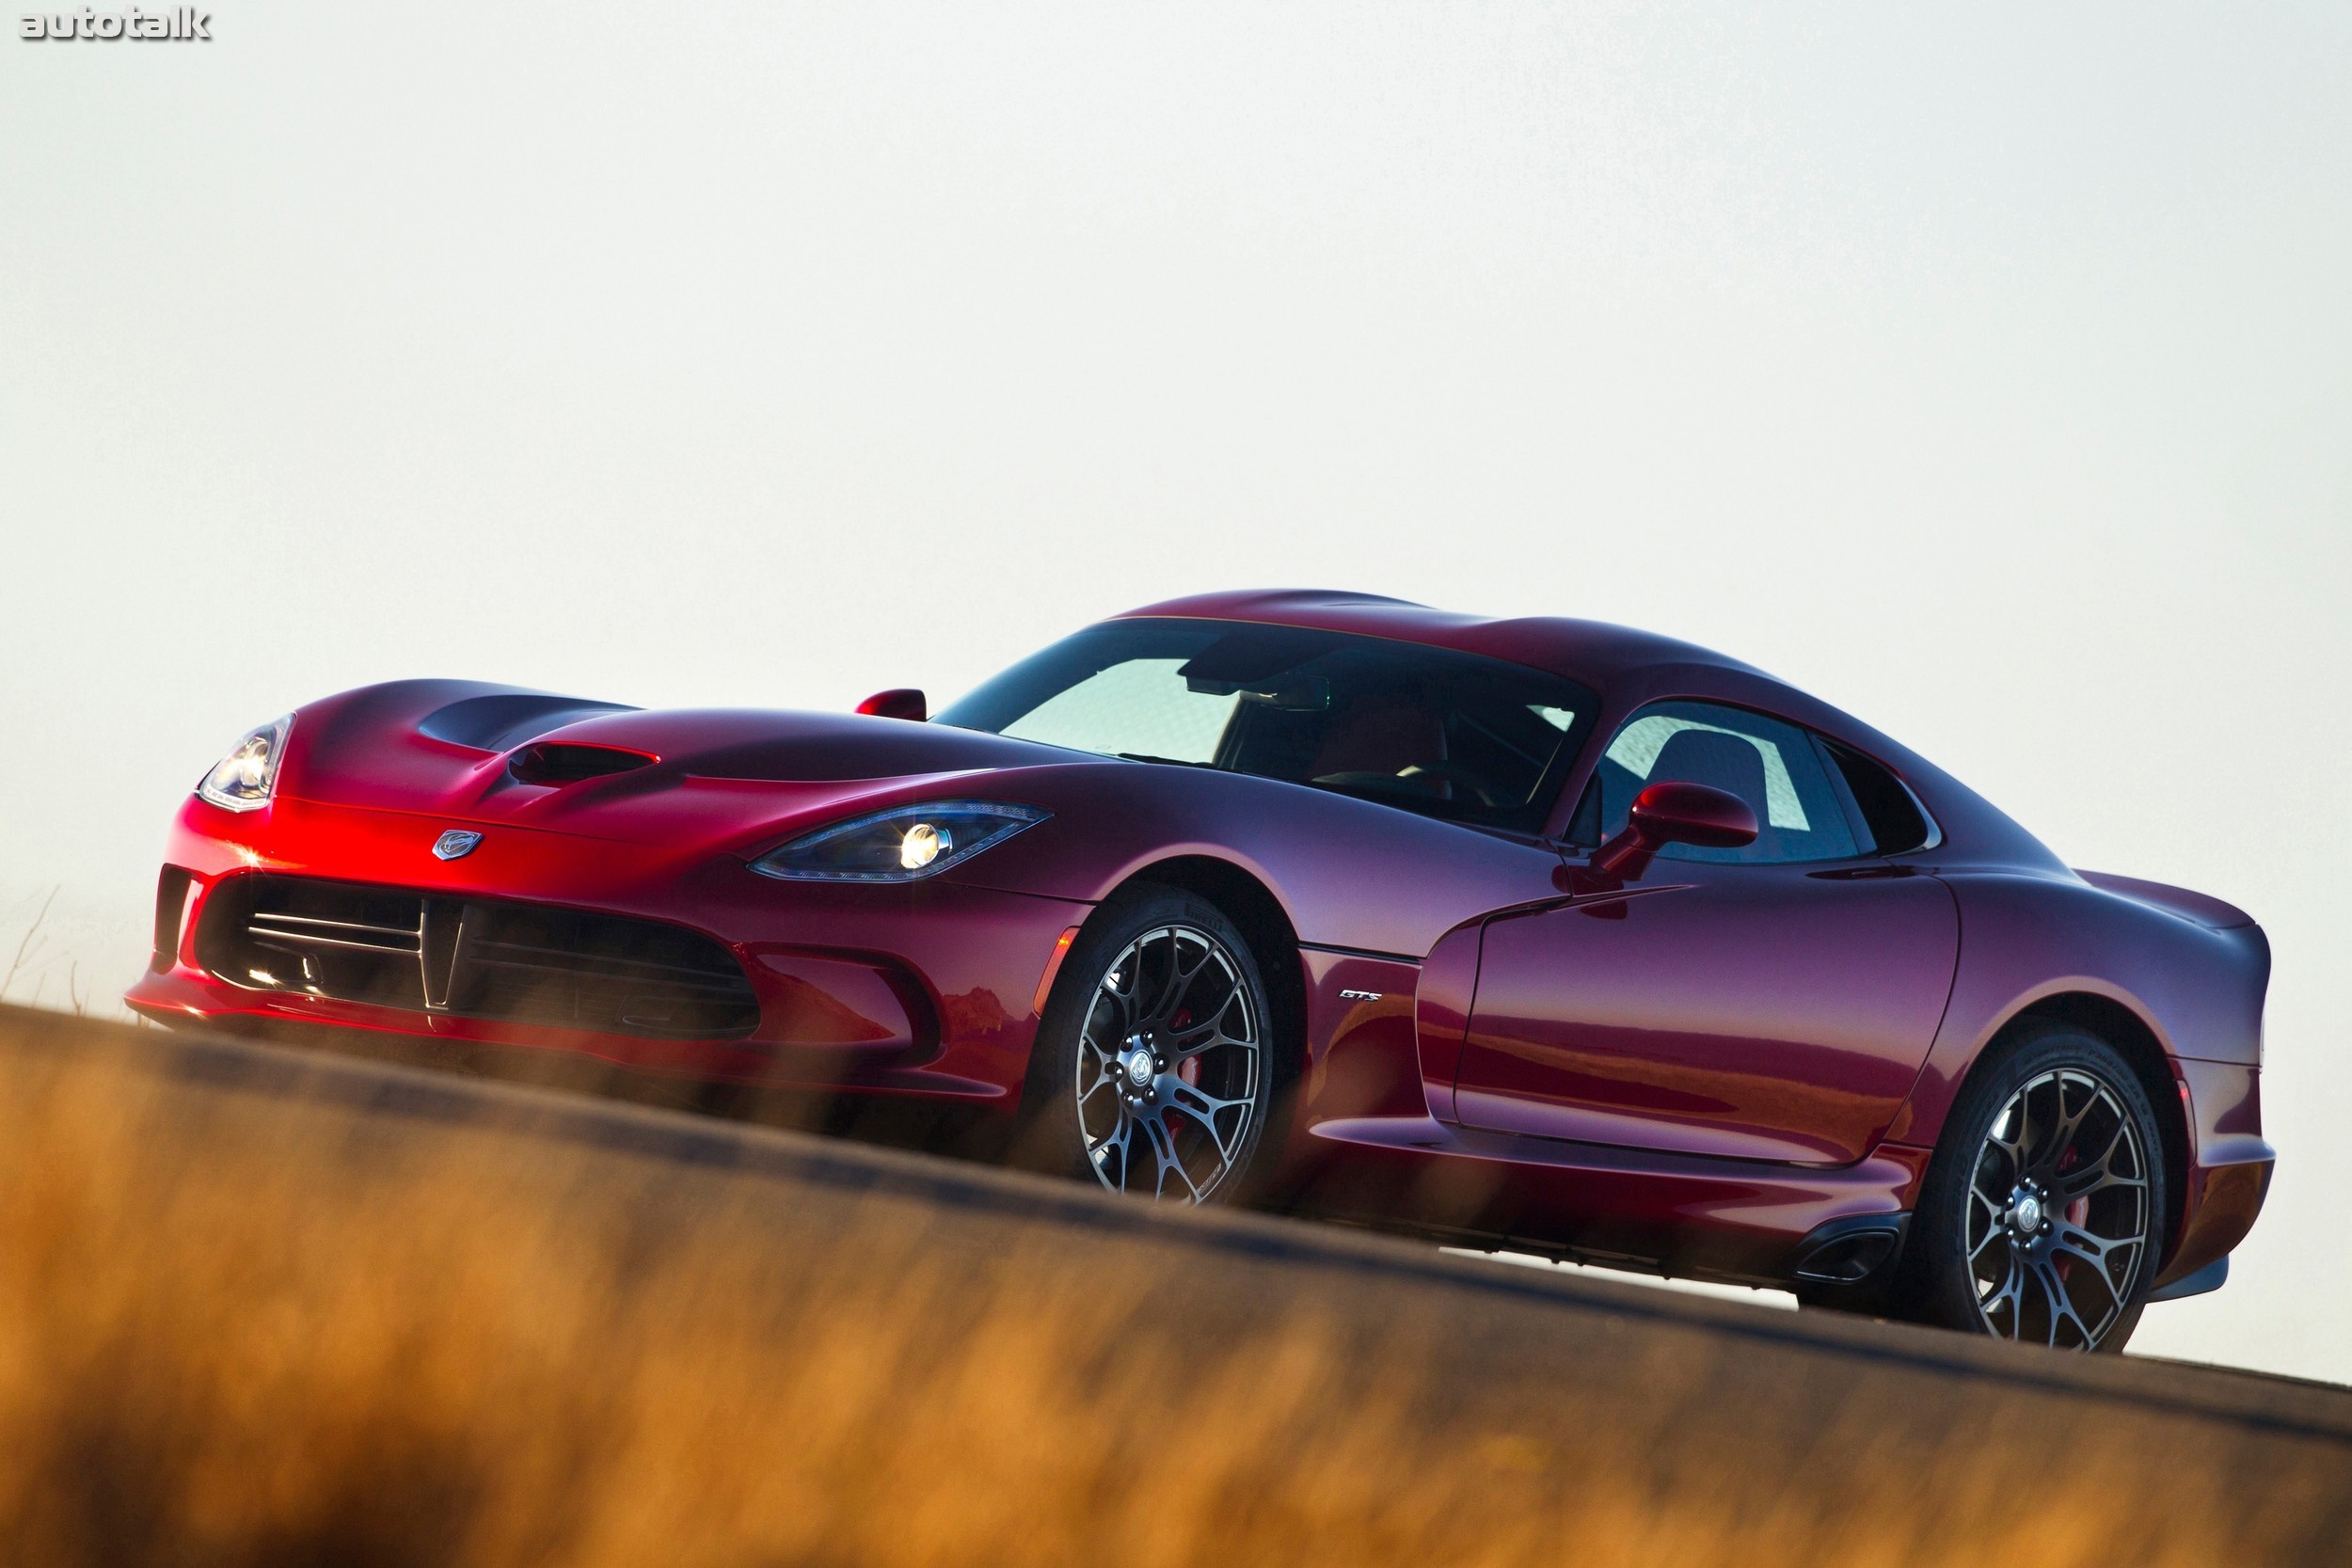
750, 800, 1049, 883
197, 716, 293, 813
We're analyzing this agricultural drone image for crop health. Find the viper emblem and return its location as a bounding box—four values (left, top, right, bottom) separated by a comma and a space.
432, 829, 483, 861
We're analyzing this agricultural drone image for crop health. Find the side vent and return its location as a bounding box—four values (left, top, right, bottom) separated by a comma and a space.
510, 743, 659, 786
1792, 1213, 1910, 1286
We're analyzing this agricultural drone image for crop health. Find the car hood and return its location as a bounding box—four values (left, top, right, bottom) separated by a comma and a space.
278, 680, 1094, 854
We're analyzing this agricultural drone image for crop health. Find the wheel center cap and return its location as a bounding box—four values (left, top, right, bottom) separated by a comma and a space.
2013, 1194, 2044, 1232
1122, 1046, 1156, 1088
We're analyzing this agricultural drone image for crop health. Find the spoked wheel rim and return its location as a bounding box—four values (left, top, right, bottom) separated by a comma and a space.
1074, 924, 1262, 1202
1965, 1067, 2152, 1349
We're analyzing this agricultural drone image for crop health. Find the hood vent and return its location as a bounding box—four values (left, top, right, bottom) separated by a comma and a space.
419, 692, 635, 752
510, 742, 659, 786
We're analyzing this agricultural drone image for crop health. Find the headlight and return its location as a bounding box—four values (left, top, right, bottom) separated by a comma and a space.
750, 800, 1049, 883
197, 716, 294, 813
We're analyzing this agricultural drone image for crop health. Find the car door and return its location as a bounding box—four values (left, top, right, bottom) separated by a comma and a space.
1449, 701, 1958, 1165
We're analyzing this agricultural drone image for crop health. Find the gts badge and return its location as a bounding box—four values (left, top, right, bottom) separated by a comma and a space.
1339, 989, 1384, 1003
432, 829, 484, 862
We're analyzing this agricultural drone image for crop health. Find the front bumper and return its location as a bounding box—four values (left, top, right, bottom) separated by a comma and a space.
125, 794, 1089, 1104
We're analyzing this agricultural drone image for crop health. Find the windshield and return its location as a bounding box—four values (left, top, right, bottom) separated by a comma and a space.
936, 618, 1597, 832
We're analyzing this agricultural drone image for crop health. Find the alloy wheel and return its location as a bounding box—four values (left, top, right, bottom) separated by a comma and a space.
1073, 924, 1262, 1202
1964, 1068, 2152, 1349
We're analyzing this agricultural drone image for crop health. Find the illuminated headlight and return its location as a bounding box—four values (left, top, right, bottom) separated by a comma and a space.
196, 716, 293, 813
750, 800, 1049, 883
898, 821, 945, 870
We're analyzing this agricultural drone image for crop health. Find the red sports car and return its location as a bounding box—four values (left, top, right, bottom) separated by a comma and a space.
128, 590, 2272, 1353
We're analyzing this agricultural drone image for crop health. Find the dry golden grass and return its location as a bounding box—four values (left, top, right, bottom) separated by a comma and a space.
0, 1006, 2345, 1567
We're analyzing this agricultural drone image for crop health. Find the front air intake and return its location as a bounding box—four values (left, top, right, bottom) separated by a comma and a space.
151, 865, 196, 974
196, 874, 758, 1041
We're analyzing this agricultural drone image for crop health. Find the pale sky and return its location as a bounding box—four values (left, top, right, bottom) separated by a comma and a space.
3, 3, 2346, 1379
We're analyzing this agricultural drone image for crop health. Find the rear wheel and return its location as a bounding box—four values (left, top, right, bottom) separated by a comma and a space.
1015, 888, 1276, 1205
1896, 1024, 2167, 1352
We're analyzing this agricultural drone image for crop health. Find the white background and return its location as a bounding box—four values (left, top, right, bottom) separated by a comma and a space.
3, 3, 2344, 1379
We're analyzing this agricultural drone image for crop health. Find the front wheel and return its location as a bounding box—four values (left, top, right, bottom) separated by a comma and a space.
1015, 888, 1277, 1205
1894, 1023, 2168, 1353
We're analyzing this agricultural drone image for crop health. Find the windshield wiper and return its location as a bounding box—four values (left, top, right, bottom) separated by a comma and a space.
1113, 752, 1219, 769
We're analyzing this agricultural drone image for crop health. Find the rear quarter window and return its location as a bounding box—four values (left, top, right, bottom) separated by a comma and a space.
1818, 738, 1936, 856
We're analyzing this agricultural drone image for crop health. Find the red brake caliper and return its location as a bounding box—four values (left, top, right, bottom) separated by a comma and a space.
1170, 1007, 1199, 1142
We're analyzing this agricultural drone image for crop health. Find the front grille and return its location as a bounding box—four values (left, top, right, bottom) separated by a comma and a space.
197, 874, 759, 1041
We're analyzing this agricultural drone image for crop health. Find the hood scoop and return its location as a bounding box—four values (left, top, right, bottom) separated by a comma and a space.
510, 742, 660, 787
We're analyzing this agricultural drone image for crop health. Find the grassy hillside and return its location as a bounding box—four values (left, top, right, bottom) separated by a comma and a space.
0, 1006, 2344, 1566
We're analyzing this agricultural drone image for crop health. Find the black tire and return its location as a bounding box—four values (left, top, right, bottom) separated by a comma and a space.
1892, 1022, 2168, 1353
1012, 886, 1279, 1205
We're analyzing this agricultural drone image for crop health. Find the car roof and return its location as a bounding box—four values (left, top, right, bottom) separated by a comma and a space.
1115, 589, 1772, 689
1115, 588, 2064, 871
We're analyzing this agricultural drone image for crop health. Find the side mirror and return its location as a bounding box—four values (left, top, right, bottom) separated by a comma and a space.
855, 689, 928, 722
1590, 782, 1757, 879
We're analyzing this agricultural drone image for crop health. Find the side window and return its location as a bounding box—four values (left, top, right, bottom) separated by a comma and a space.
1594, 701, 1860, 864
